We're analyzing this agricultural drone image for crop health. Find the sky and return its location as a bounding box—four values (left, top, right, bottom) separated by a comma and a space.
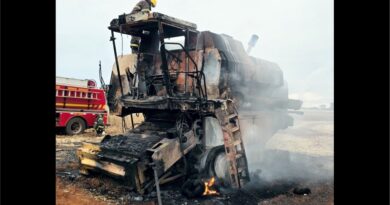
56, 0, 333, 107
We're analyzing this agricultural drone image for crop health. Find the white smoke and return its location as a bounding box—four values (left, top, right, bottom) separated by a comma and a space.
289, 91, 331, 108
241, 108, 334, 183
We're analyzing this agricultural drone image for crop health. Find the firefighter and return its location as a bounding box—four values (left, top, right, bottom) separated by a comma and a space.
94, 114, 105, 136
130, 0, 157, 53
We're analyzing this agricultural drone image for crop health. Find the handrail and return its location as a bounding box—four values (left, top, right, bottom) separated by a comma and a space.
160, 42, 208, 100
165, 49, 183, 63
161, 42, 198, 71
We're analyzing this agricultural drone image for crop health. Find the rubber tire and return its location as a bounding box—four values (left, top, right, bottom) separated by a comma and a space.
65, 117, 86, 135
204, 146, 226, 178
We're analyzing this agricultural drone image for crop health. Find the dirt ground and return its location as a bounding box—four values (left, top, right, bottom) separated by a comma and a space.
56, 177, 114, 205
56, 110, 334, 205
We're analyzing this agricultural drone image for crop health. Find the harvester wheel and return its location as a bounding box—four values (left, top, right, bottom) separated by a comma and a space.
204, 146, 230, 186
66, 117, 86, 135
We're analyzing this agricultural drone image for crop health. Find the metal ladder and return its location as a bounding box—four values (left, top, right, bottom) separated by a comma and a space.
56, 88, 99, 100
221, 100, 250, 188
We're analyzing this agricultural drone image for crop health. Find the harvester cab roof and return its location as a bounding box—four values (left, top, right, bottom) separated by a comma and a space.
109, 12, 199, 53
109, 12, 198, 38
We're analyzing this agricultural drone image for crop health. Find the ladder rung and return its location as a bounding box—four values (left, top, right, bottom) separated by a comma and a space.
231, 126, 239, 133
237, 167, 246, 173
228, 114, 238, 119
58, 96, 96, 99
236, 150, 243, 154
230, 140, 241, 146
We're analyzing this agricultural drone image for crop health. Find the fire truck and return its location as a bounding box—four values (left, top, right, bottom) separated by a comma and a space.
56, 76, 108, 135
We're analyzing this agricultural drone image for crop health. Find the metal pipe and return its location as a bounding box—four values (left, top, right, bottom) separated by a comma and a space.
247, 34, 259, 54
158, 21, 172, 96
134, 53, 141, 99
130, 114, 135, 129
184, 30, 189, 94
151, 163, 163, 205
110, 30, 124, 96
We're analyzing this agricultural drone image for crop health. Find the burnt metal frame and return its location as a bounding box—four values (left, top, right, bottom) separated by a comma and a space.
157, 21, 173, 96
110, 30, 124, 96
154, 21, 204, 99
160, 42, 207, 100
109, 16, 209, 115
184, 29, 190, 95
110, 30, 135, 126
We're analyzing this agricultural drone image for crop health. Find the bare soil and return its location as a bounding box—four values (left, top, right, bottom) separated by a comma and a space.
56, 177, 115, 205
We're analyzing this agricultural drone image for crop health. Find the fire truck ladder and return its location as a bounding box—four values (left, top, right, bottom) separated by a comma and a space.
56, 88, 99, 100
221, 100, 250, 189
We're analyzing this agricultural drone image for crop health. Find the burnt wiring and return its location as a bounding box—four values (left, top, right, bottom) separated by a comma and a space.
176, 113, 189, 178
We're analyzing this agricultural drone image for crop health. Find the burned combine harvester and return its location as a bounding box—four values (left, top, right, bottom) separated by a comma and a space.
77, 12, 301, 195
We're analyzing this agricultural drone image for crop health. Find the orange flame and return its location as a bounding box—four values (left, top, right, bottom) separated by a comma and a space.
202, 177, 219, 196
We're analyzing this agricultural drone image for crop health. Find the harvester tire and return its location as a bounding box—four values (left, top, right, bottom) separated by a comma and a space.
66, 117, 86, 135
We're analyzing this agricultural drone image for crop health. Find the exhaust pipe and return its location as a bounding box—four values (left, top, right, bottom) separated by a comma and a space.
247, 34, 259, 54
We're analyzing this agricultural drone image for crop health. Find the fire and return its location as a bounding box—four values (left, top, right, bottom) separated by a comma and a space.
202, 177, 219, 196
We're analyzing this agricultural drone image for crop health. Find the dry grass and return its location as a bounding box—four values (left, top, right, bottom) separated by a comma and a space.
56, 114, 144, 139
106, 114, 144, 134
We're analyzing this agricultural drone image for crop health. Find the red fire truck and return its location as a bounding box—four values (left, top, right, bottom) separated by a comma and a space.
56, 76, 108, 135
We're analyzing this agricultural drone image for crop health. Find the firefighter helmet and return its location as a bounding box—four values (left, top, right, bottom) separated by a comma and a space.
150, 0, 157, 7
